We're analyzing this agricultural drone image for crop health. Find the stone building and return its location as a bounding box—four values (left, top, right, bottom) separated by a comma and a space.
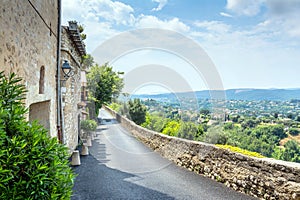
80, 69, 89, 120
0, 0, 59, 138
61, 21, 86, 151
0, 1, 86, 152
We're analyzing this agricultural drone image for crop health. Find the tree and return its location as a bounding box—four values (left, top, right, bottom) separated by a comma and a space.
177, 121, 202, 140
281, 140, 300, 163
82, 54, 94, 70
142, 113, 167, 132
204, 126, 227, 144
128, 99, 147, 125
289, 128, 300, 136
87, 63, 124, 115
200, 108, 210, 116
162, 120, 180, 136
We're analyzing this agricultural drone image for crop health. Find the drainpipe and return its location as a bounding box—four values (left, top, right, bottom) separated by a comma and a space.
56, 0, 63, 143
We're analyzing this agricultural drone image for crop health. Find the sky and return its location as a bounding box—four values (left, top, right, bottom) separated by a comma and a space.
62, 0, 300, 94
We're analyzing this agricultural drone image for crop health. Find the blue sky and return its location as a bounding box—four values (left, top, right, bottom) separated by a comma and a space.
62, 0, 300, 94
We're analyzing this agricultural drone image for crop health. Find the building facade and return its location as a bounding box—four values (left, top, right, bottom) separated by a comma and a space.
61, 21, 86, 151
0, 0, 59, 138
0, 1, 86, 152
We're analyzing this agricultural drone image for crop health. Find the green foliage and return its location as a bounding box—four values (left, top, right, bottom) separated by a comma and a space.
289, 127, 300, 136
162, 120, 180, 136
223, 122, 234, 130
216, 144, 265, 158
109, 102, 122, 113
177, 121, 203, 141
200, 108, 210, 116
141, 113, 167, 132
128, 99, 147, 125
204, 126, 227, 144
273, 140, 300, 163
82, 54, 94, 70
225, 124, 286, 157
241, 119, 258, 129
87, 63, 124, 115
0, 72, 74, 199
281, 140, 300, 162
80, 119, 97, 132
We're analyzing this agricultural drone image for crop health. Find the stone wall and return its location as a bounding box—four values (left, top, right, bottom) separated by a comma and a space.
105, 106, 300, 200
0, 0, 59, 137
60, 26, 84, 151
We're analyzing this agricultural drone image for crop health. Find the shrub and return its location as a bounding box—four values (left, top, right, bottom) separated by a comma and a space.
289, 128, 300, 136
204, 126, 227, 144
109, 102, 121, 112
128, 99, 147, 125
0, 72, 74, 199
80, 119, 97, 133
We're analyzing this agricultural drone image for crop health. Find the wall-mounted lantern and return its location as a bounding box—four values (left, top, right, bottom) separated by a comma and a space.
61, 60, 73, 80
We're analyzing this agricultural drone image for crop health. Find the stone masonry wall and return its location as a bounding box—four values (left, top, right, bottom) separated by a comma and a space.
105, 106, 300, 200
0, 0, 59, 137
60, 26, 83, 151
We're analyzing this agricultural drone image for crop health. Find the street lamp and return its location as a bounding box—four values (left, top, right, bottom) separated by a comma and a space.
61, 60, 73, 79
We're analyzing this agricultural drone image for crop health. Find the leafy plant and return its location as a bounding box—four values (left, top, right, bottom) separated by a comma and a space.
128, 99, 147, 125
87, 63, 124, 115
80, 119, 97, 133
0, 72, 74, 199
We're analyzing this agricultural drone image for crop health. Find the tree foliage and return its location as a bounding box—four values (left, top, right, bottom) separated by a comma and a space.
87, 63, 124, 115
273, 140, 300, 163
128, 99, 147, 125
142, 113, 167, 132
0, 72, 74, 199
162, 120, 180, 136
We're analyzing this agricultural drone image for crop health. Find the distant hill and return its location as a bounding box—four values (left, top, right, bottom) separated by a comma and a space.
131, 89, 300, 101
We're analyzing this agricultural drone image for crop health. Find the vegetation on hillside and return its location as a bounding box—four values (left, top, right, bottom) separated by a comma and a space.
110, 97, 300, 163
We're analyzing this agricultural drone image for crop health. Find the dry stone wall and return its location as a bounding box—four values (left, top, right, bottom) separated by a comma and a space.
105, 106, 300, 200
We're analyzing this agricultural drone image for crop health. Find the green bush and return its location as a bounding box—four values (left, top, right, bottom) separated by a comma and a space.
289, 128, 300, 136
109, 102, 121, 113
0, 72, 74, 199
128, 99, 147, 125
80, 119, 97, 132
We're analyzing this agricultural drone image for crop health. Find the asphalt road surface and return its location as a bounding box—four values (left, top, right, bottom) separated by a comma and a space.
72, 108, 257, 200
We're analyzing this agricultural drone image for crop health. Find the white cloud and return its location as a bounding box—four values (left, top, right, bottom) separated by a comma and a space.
226, 0, 264, 16
82, 0, 135, 25
194, 21, 231, 34
135, 15, 190, 33
264, 0, 300, 38
62, 0, 137, 52
151, 0, 168, 11
220, 12, 233, 18
224, 0, 300, 39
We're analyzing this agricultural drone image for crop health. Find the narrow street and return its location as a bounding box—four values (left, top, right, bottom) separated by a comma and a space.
72, 109, 256, 200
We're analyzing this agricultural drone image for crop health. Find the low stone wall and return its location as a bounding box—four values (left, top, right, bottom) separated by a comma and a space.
105, 106, 300, 200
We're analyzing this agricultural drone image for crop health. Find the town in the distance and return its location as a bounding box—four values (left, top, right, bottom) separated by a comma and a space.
111, 88, 300, 163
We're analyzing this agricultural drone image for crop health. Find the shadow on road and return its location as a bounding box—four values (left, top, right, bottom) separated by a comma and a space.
72, 153, 175, 200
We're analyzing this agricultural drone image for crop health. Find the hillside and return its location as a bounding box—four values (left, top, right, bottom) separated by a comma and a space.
132, 88, 300, 101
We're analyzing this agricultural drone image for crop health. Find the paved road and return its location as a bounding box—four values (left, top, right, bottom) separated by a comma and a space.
72, 108, 257, 200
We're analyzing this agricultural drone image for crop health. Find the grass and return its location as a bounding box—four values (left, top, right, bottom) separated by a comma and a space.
215, 144, 265, 158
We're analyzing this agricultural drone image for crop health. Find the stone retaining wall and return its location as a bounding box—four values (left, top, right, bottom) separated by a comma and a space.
105, 106, 300, 200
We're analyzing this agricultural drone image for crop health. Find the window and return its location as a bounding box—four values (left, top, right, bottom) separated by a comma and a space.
39, 66, 45, 94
